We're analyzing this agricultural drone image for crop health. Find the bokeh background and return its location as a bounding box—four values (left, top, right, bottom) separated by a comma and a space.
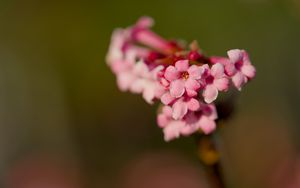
1, 0, 300, 187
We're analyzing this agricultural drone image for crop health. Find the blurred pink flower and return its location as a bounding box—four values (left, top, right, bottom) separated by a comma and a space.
180, 103, 218, 135
157, 103, 217, 141
130, 61, 165, 104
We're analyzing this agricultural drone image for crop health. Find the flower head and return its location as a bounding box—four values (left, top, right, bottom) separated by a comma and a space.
106, 17, 256, 141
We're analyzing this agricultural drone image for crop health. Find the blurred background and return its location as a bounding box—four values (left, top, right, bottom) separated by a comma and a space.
0, 0, 300, 187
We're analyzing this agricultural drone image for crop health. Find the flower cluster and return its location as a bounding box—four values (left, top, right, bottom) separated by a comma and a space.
106, 17, 256, 141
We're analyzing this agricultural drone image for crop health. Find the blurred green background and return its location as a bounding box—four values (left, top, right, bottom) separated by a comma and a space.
1, 0, 300, 187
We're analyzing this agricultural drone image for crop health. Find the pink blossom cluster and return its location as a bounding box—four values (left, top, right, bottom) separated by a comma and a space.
106, 17, 256, 141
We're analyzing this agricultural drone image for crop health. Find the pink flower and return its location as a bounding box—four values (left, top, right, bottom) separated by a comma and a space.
180, 103, 218, 136
227, 49, 256, 90
164, 60, 203, 98
130, 61, 165, 104
157, 106, 185, 141
113, 50, 138, 91
171, 97, 200, 120
202, 63, 229, 103
106, 29, 128, 65
157, 103, 218, 141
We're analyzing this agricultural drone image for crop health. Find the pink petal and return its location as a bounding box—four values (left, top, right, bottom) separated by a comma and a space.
232, 72, 246, 90
180, 112, 198, 135
187, 98, 200, 111
154, 83, 166, 98
170, 80, 185, 98
203, 85, 218, 103
164, 66, 179, 81
117, 73, 135, 91
160, 77, 170, 87
180, 125, 195, 136
214, 77, 229, 91
241, 64, 256, 79
163, 121, 184, 141
150, 65, 164, 79
198, 116, 216, 134
162, 105, 173, 117
225, 62, 237, 76
241, 50, 251, 64
186, 89, 198, 97
187, 65, 203, 79
211, 63, 225, 78
157, 114, 169, 128
143, 84, 155, 104
210, 56, 230, 65
130, 79, 145, 93
200, 64, 210, 78
202, 104, 218, 120
227, 49, 243, 63
172, 100, 188, 120
185, 78, 200, 90
161, 92, 175, 105
175, 60, 189, 72
136, 16, 154, 28
133, 61, 149, 76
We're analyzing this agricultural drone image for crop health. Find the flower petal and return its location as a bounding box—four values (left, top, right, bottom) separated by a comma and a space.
175, 60, 189, 72
161, 92, 175, 105
117, 73, 135, 91
164, 66, 179, 81
170, 80, 185, 98
130, 79, 145, 93
227, 49, 243, 63
157, 114, 169, 128
232, 72, 246, 90
225, 62, 237, 76
202, 104, 218, 120
136, 16, 154, 28
211, 63, 224, 78
187, 98, 200, 111
172, 100, 188, 120
133, 61, 149, 76
203, 85, 218, 103
185, 78, 200, 90
163, 121, 184, 141
198, 116, 216, 134
187, 65, 203, 79
241, 64, 256, 79
214, 77, 229, 91
186, 89, 198, 97
143, 84, 155, 104
162, 105, 173, 117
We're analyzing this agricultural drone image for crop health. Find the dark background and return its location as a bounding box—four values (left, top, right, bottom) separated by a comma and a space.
0, 0, 300, 187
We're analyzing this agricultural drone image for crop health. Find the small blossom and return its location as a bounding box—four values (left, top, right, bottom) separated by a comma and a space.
180, 103, 218, 136
157, 106, 185, 141
164, 60, 203, 98
172, 97, 200, 120
131, 61, 165, 104
202, 63, 229, 103
157, 103, 217, 141
227, 49, 256, 90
